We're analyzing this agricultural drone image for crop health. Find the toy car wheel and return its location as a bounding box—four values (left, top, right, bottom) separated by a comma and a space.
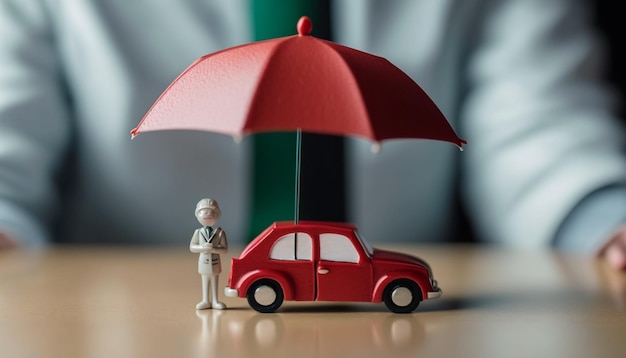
383, 279, 422, 313
246, 279, 284, 313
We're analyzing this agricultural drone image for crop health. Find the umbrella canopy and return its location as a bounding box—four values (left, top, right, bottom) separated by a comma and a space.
131, 16, 466, 149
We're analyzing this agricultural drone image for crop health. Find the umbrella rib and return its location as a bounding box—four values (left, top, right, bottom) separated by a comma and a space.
321, 39, 378, 142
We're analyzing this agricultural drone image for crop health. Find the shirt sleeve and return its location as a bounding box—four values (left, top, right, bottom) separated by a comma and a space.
460, 0, 626, 249
0, 0, 71, 246
554, 185, 626, 252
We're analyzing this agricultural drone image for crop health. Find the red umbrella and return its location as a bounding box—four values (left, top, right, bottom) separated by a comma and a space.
131, 16, 466, 219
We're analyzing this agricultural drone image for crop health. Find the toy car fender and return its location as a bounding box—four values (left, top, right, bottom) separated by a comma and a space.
372, 271, 430, 302
227, 268, 296, 301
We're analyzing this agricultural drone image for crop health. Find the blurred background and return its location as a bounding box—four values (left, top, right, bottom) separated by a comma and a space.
594, 1, 625, 118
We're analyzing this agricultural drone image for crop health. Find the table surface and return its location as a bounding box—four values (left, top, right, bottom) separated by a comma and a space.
1, 244, 624, 358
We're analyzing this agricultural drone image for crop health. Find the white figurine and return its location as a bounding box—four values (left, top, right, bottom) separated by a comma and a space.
189, 198, 228, 310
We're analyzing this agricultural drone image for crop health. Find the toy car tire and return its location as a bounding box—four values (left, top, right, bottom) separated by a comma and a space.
246, 279, 284, 313
383, 279, 422, 313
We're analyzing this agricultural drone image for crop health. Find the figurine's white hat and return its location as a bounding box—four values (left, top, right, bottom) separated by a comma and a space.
195, 198, 220, 214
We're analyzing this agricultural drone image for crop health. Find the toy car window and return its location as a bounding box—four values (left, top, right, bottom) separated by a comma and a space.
353, 230, 373, 256
270, 233, 312, 261
319, 233, 359, 263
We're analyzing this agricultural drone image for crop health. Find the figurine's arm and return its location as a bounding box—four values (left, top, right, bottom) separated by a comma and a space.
189, 229, 210, 253
209, 227, 228, 254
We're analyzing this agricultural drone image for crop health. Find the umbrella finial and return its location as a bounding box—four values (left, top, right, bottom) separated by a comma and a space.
297, 16, 312, 36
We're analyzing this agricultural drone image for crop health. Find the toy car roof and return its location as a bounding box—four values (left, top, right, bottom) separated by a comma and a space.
240, 221, 360, 258
270, 220, 357, 230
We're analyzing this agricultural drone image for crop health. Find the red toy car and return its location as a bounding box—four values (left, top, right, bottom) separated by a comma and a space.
225, 221, 441, 313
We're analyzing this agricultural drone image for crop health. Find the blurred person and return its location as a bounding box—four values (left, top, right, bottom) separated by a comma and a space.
0, 0, 625, 269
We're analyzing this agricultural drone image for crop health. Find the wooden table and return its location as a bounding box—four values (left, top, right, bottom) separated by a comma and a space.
1, 244, 624, 358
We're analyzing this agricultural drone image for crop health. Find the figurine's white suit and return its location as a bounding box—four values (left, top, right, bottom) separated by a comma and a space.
191, 227, 227, 275
0, 0, 625, 253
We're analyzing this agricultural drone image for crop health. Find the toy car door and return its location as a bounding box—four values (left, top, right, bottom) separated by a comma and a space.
315, 233, 373, 302
269, 231, 316, 301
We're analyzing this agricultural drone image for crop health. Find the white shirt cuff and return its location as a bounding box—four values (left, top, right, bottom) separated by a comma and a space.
555, 185, 626, 253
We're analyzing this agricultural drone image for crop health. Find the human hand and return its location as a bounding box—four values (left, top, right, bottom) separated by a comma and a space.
598, 225, 626, 270
0, 232, 17, 250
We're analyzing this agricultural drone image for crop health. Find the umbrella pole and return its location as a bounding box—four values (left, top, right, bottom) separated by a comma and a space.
294, 129, 302, 225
